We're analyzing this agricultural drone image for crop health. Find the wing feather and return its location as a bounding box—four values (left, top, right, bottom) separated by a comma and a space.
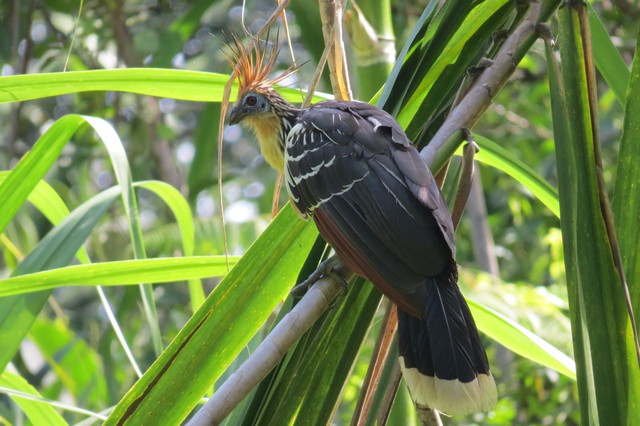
285, 101, 455, 316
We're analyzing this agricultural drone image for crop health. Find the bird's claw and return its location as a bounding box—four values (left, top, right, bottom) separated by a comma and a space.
290, 255, 349, 299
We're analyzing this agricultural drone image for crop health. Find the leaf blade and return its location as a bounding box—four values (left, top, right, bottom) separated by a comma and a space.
0, 69, 329, 104
104, 206, 318, 425
0, 256, 237, 297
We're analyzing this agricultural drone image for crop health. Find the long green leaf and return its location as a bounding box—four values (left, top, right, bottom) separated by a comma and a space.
588, 3, 630, 107
295, 284, 380, 424
0, 173, 68, 227
0, 114, 87, 234
0, 371, 68, 426
104, 206, 318, 425
612, 29, 640, 419
0, 69, 329, 104
548, 5, 638, 424
0, 172, 90, 264
0, 256, 236, 297
29, 317, 109, 410
135, 181, 205, 310
375, 0, 438, 109
469, 299, 575, 379
472, 135, 560, 217
394, 0, 512, 133
613, 24, 640, 341
252, 279, 380, 425
235, 236, 328, 424
83, 115, 162, 355
401, 0, 513, 138
0, 187, 119, 372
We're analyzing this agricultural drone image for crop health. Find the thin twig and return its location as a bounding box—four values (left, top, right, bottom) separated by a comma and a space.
255, 0, 291, 40
468, 172, 501, 276
63, 0, 84, 72
319, 0, 352, 100
96, 286, 143, 378
0, 384, 108, 421
376, 362, 404, 425
303, 36, 334, 108
353, 301, 398, 425
217, 68, 235, 271
271, 173, 284, 218
278, 0, 299, 100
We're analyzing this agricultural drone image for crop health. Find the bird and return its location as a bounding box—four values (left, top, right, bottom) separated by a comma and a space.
226, 37, 497, 416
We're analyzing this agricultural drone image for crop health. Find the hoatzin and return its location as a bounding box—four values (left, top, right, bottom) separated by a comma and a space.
227, 39, 497, 416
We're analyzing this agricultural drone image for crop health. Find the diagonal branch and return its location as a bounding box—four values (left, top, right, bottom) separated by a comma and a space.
421, 2, 543, 171
186, 264, 352, 426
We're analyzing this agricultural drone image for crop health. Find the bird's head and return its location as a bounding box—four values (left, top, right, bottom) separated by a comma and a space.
229, 90, 275, 125
225, 35, 299, 171
226, 35, 291, 126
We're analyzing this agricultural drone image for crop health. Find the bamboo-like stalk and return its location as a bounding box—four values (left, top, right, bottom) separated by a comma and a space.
546, 2, 640, 423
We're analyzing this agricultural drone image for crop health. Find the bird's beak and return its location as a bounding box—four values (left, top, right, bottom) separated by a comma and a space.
229, 105, 247, 125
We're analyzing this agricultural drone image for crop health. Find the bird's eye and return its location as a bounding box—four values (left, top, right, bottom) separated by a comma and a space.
245, 95, 258, 106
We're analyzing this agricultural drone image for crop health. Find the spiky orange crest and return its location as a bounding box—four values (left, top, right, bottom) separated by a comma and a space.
226, 35, 293, 97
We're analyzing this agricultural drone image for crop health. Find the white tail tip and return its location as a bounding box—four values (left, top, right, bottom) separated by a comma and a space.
400, 357, 498, 416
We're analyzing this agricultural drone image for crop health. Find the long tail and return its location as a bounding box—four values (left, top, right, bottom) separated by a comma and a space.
398, 270, 497, 416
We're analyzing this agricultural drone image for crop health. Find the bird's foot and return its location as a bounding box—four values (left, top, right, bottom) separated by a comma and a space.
290, 255, 349, 299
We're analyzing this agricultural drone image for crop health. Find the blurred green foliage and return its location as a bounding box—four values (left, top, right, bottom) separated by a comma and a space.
0, 0, 638, 424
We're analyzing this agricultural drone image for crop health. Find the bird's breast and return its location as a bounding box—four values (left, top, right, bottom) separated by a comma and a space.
243, 114, 285, 171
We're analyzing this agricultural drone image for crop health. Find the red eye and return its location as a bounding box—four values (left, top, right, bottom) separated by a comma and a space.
246, 95, 258, 106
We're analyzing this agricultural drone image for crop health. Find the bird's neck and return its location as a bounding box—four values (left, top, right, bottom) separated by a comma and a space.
244, 102, 300, 172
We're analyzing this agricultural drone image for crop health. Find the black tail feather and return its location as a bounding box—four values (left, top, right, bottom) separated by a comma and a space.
398, 271, 496, 415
